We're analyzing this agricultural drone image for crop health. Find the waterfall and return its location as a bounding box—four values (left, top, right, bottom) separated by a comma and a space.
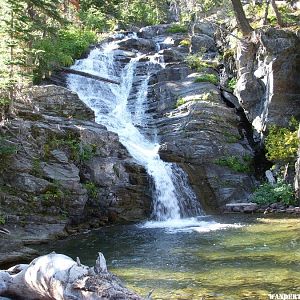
67, 37, 202, 221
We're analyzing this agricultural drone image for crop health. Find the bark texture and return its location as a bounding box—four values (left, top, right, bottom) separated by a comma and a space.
0, 252, 143, 300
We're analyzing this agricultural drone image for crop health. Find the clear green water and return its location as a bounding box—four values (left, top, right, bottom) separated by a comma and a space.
39, 215, 300, 299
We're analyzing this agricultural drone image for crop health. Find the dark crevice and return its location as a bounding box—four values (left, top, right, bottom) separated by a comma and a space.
220, 91, 272, 180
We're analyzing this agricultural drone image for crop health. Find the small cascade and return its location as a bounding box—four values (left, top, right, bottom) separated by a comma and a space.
67, 35, 202, 221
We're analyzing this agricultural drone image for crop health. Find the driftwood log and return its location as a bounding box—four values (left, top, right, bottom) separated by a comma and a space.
0, 252, 143, 300
61, 67, 120, 85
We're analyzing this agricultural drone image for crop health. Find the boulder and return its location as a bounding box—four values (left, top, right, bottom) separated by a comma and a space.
194, 22, 217, 38
117, 38, 156, 52
191, 34, 217, 53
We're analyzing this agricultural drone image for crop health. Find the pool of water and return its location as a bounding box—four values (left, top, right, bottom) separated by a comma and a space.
37, 215, 300, 299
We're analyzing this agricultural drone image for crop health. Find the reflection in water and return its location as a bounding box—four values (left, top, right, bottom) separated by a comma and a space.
37, 216, 300, 299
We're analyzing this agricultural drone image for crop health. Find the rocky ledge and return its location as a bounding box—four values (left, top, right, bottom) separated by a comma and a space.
0, 85, 152, 266
223, 202, 300, 214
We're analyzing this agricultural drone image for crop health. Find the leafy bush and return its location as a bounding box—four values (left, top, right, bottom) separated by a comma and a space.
194, 74, 218, 85
118, 0, 165, 26
175, 97, 186, 108
42, 184, 64, 203
84, 182, 98, 199
167, 23, 188, 34
79, 6, 116, 31
33, 26, 97, 82
252, 179, 295, 206
179, 39, 191, 47
185, 55, 218, 72
215, 155, 252, 173
45, 135, 96, 163
227, 78, 237, 91
265, 118, 299, 162
0, 214, 5, 225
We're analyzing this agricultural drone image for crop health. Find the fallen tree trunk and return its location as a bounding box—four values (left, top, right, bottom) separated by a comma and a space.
61, 67, 120, 85
0, 252, 143, 300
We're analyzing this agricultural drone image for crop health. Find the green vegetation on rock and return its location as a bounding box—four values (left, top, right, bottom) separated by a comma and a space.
215, 155, 252, 173
179, 39, 191, 47
84, 182, 98, 199
252, 179, 295, 206
166, 23, 188, 34
265, 118, 299, 162
194, 74, 218, 85
227, 78, 237, 91
33, 27, 97, 82
0, 137, 17, 158
185, 55, 218, 72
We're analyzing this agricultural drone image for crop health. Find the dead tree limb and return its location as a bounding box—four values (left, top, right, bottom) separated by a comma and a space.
0, 252, 143, 300
61, 67, 120, 85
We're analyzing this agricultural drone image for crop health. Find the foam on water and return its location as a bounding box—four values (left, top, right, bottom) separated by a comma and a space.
140, 217, 243, 233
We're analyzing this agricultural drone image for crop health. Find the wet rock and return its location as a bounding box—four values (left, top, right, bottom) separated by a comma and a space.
148, 70, 256, 209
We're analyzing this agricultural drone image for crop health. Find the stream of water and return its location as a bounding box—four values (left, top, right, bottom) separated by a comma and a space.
67, 37, 202, 221
63, 36, 300, 299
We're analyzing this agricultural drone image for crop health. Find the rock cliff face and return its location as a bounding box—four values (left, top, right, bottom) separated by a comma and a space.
0, 85, 151, 265
235, 28, 300, 136
135, 25, 257, 211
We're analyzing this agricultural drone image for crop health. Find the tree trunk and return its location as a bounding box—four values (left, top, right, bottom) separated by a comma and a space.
60, 67, 120, 84
0, 252, 143, 300
270, 0, 284, 27
231, 0, 254, 36
263, 0, 270, 25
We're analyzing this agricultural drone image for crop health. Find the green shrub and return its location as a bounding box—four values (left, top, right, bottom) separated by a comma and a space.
194, 74, 218, 85
265, 118, 299, 162
167, 23, 188, 34
175, 92, 216, 108
79, 6, 116, 32
252, 179, 295, 206
42, 184, 64, 203
215, 155, 252, 173
179, 39, 191, 47
0, 214, 5, 225
32, 158, 43, 177
227, 78, 237, 91
0, 98, 10, 107
175, 97, 186, 108
46, 136, 96, 163
33, 26, 97, 82
84, 182, 98, 199
185, 55, 218, 72
222, 48, 235, 60
0, 137, 17, 158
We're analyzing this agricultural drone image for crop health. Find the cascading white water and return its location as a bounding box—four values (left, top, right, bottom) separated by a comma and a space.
67, 37, 201, 221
